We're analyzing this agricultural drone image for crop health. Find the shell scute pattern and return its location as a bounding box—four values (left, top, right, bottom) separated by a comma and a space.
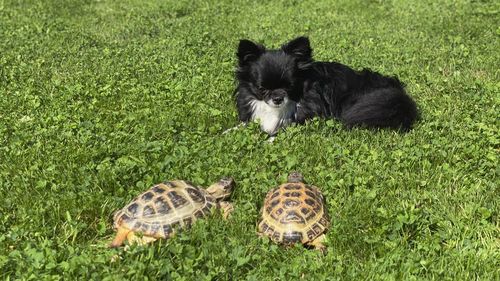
183, 217, 193, 227
141, 191, 154, 201
270, 191, 280, 200
283, 183, 302, 190
259, 181, 330, 245
193, 210, 205, 218
150, 222, 161, 234
152, 185, 166, 194
306, 229, 316, 240
167, 190, 188, 208
280, 210, 305, 224
127, 203, 139, 214
154, 197, 170, 213
283, 198, 300, 208
274, 207, 284, 217
113, 180, 214, 238
272, 231, 281, 241
143, 205, 155, 216
186, 187, 205, 203
162, 224, 173, 236
283, 231, 303, 243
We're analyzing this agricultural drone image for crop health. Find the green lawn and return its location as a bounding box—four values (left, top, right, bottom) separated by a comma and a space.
1, 0, 498, 279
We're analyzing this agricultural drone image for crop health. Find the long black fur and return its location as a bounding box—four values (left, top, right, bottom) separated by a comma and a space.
234, 36, 418, 134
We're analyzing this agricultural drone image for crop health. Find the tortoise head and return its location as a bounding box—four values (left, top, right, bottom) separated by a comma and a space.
287, 172, 304, 183
206, 177, 235, 200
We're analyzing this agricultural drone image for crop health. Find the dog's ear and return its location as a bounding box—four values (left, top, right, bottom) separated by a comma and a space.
282, 36, 312, 61
237, 40, 265, 66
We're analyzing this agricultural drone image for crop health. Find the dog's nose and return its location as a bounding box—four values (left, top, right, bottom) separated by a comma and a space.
272, 96, 284, 105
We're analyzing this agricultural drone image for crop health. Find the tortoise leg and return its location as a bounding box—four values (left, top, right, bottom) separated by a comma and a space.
219, 201, 234, 220
308, 234, 327, 254
126, 231, 157, 246
141, 236, 158, 244
109, 226, 131, 248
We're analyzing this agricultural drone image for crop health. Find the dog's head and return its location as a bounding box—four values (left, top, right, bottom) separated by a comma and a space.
236, 37, 313, 108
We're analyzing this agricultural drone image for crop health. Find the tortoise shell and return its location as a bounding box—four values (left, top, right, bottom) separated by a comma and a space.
113, 180, 216, 238
258, 181, 330, 245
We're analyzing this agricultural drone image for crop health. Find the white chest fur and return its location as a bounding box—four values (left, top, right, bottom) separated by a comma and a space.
250, 99, 296, 135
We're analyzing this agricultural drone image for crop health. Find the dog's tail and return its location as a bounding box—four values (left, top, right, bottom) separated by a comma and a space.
340, 88, 418, 131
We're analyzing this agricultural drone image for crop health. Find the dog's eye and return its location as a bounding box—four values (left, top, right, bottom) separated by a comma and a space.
258, 86, 269, 95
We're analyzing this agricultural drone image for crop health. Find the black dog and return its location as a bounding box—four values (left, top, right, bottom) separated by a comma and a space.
233, 36, 418, 136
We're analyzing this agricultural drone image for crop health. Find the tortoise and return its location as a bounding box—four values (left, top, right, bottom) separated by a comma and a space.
258, 172, 330, 252
110, 177, 235, 247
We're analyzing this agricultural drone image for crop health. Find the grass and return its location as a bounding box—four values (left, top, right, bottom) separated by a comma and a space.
0, 0, 498, 279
